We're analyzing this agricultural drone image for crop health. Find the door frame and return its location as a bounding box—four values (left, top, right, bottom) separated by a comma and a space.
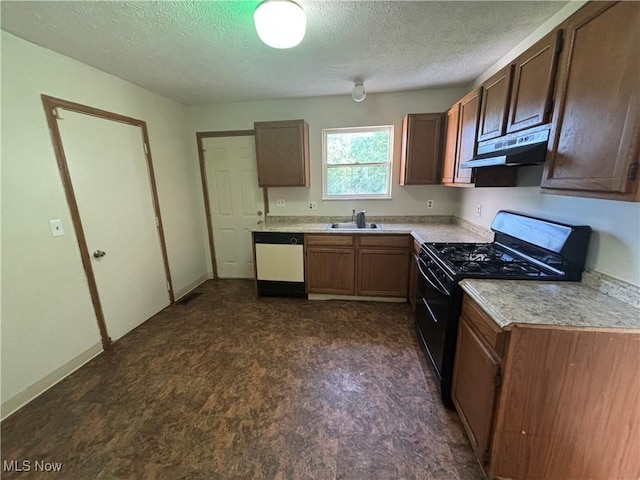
195, 130, 269, 278
41, 95, 175, 349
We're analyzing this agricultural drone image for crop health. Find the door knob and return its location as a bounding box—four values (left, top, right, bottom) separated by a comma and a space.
93, 250, 106, 258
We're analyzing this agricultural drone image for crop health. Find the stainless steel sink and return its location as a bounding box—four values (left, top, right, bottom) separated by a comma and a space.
326, 222, 382, 230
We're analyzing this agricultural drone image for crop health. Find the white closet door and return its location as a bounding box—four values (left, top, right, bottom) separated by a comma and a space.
58, 110, 170, 341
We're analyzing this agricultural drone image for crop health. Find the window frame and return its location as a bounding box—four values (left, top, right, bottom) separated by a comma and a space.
321, 125, 394, 200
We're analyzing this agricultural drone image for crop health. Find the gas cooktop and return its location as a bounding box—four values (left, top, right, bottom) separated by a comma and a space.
423, 242, 560, 279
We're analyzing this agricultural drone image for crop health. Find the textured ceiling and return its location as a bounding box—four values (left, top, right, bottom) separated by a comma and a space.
1, 1, 568, 105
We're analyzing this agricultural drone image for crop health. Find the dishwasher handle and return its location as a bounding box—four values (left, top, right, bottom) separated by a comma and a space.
253, 232, 304, 245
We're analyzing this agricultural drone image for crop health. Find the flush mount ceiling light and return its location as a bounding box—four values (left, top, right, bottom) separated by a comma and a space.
254, 0, 306, 49
352, 82, 367, 103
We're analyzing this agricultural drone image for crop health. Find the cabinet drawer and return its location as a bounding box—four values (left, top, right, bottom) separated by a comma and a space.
305, 234, 354, 247
461, 295, 507, 358
357, 235, 411, 248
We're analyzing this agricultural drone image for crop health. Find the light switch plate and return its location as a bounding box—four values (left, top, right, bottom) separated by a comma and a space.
49, 219, 65, 237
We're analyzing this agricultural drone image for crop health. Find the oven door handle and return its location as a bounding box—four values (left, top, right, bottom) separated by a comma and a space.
417, 258, 450, 297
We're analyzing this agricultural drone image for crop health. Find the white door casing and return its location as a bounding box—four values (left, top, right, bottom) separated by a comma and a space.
58, 110, 171, 341
203, 136, 264, 279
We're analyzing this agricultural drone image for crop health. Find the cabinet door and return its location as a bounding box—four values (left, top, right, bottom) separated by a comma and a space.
542, 1, 640, 200
357, 248, 409, 297
452, 317, 501, 463
400, 113, 444, 185
506, 30, 562, 134
442, 103, 460, 184
478, 66, 514, 142
306, 247, 355, 295
254, 120, 310, 187
408, 253, 418, 309
455, 88, 482, 184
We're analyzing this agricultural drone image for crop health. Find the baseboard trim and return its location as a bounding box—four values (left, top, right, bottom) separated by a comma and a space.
1, 342, 103, 421
308, 294, 407, 303
174, 274, 209, 301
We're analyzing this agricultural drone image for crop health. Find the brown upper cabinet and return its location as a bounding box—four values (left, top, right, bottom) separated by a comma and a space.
254, 119, 310, 187
443, 89, 516, 187
506, 30, 562, 134
454, 88, 482, 184
400, 113, 444, 185
477, 65, 514, 142
441, 103, 460, 185
542, 1, 640, 201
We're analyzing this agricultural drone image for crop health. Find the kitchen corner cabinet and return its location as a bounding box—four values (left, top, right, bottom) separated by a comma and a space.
400, 113, 444, 185
542, 1, 640, 201
441, 89, 480, 186
441, 103, 460, 184
454, 88, 481, 184
305, 234, 410, 298
477, 65, 514, 142
453, 293, 640, 479
254, 120, 310, 187
443, 89, 517, 188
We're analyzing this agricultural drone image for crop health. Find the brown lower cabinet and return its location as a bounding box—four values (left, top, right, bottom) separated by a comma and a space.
305, 234, 410, 297
407, 239, 421, 309
357, 248, 409, 297
305, 247, 355, 295
452, 293, 640, 479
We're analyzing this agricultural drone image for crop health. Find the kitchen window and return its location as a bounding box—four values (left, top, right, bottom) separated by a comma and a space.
322, 125, 394, 199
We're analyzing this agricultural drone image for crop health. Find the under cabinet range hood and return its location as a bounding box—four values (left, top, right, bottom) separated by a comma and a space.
461, 129, 549, 168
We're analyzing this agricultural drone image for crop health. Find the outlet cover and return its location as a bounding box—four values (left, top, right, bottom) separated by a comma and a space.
308, 201, 318, 210
276, 199, 285, 207
49, 219, 65, 237
476, 204, 482, 218
427, 200, 434, 209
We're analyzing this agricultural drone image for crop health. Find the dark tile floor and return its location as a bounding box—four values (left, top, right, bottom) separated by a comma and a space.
1, 280, 483, 479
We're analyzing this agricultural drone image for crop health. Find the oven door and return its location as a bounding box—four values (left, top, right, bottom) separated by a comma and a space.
415, 257, 453, 379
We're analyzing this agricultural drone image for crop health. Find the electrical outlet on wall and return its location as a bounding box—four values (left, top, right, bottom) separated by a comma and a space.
476, 204, 482, 218
308, 201, 318, 210
427, 200, 434, 209
276, 199, 285, 207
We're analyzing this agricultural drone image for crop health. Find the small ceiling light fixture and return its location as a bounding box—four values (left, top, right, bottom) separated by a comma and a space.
352, 82, 367, 103
254, 0, 307, 49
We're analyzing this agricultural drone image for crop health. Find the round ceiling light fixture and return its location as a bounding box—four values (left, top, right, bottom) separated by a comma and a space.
254, 0, 307, 49
352, 82, 367, 103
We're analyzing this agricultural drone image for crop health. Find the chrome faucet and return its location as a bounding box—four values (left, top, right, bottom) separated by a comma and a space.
355, 210, 366, 228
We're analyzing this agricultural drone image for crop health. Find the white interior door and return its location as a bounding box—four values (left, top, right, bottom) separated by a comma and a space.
203, 136, 264, 278
58, 110, 171, 341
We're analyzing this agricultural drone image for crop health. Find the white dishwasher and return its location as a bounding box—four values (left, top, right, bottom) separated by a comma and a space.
253, 232, 306, 297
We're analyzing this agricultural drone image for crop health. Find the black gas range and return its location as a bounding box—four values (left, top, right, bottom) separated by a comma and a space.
415, 210, 591, 406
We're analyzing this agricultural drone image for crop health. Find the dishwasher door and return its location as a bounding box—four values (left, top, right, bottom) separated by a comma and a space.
253, 232, 306, 297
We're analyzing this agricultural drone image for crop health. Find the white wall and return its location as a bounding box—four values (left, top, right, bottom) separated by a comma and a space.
0, 32, 208, 415
457, 1, 640, 286
460, 168, 640, 285
188, 88, 468, 218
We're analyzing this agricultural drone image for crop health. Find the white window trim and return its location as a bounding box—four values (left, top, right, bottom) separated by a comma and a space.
321, 125, 394, 200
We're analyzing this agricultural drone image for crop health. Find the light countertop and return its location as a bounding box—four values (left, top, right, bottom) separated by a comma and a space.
460, 278, 640, 331
252, 218, 493, 244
